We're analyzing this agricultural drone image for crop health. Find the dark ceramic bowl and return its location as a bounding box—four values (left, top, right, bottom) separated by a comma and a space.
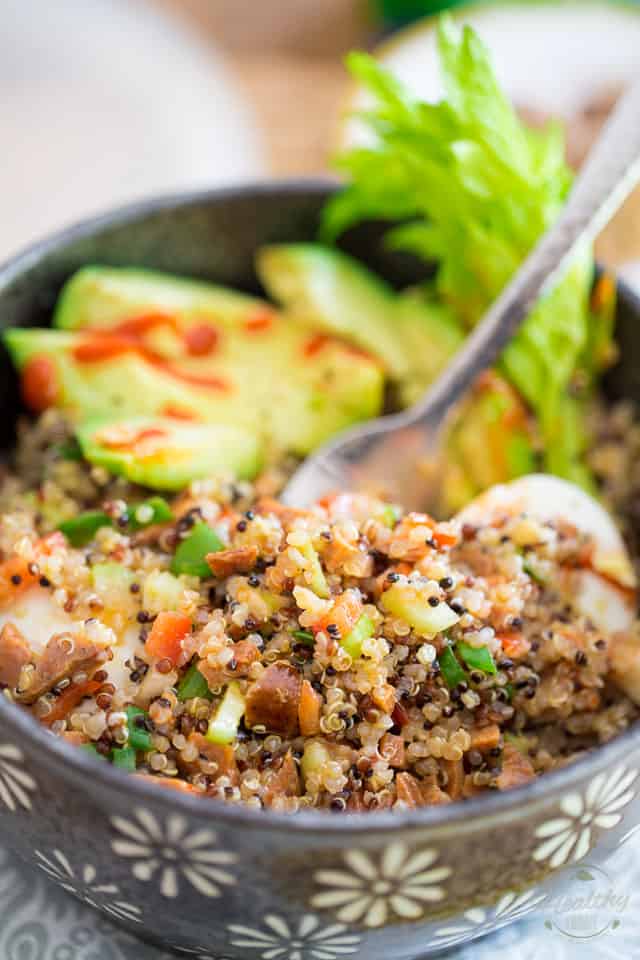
1, 182, 640, 960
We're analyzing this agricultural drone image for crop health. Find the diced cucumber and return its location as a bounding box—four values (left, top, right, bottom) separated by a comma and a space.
380, 582, 460, 637
143, 570, 185, 614
299, 541, 330, 599
341, 614, 375, 660
206, 681, 246, 745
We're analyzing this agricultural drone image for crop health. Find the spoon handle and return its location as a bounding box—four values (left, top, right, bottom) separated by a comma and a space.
409, 77, 640, 430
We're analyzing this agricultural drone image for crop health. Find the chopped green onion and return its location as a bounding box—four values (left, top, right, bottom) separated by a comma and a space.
125, 705, 152, 752
504, 682, 514, 702
341, 614, 375, 660
59, 511, 112, 547
523, 559, 547, 586
111, 746, 137, 772
171, 522, 224, 577
177, 663, 212, 701
378, 504, 402, 528
438, 645, 468, 688
56, 438, 83, 461
129, 496, 174, 531
292, 629, 315, 646
456, 641, 497, 675
206, 681, 246, 745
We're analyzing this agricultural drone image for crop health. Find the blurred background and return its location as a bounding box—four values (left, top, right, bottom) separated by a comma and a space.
2, 0, 640, 285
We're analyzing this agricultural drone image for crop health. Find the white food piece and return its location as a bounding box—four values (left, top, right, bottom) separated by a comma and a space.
458, 474, 640, 702
0, 588, 141, 694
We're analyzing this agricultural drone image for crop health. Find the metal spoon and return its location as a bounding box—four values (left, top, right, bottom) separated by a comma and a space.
283, 78, 640, 510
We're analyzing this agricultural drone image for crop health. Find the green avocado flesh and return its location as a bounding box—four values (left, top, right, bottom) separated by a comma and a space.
77, 417, 261, 490
4, 299, 383, 459
256, 244, 410, 379
393, 289, 464, 406
53, 266, 266, 331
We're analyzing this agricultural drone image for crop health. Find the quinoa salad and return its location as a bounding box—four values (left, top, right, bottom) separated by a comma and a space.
0, 411, 637, 812
1, 20, 639, 813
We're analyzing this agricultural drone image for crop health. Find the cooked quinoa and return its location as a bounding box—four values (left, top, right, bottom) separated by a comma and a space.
0, 411, 637, 813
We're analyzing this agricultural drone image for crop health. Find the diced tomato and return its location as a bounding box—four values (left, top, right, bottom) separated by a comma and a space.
146, 611, 192, 665
41, 679, 101, 727
499, 631, 531, 660
298, 679, 322, 736
183, 324, 219, 356
315, 590, 362, 637
0, 532, 66, 607
21, 356, 59, 412
432, 522, 458, 548
138, 774, 202, 794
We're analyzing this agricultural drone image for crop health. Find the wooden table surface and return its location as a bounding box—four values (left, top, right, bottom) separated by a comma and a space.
159, 0, 372, 175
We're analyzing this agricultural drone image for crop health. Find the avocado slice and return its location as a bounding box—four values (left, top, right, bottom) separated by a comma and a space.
394, 289, 464, 406
54, 266, 267, 331
77, 417, 261, 490
256, 244, 410, 378
4, 314, 383, 456
438, 373, 537, 515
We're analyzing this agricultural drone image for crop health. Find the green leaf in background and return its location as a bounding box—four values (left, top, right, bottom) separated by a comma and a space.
323, 16, 614, 499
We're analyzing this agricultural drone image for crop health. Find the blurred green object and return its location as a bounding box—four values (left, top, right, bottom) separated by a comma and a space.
374, 0, 466, 25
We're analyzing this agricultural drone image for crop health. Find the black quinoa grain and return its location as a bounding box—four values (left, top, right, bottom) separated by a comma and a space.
236, 520, 248, 532
39, 576, 51, 588
248, 575, 260, 587
10, 574, 22, 585
428, 595, 440, 607
137, 610, 150, 623
129, 582, 140, 594
439, 577, 453, 590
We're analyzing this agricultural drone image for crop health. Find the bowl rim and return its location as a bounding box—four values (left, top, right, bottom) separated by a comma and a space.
1, 177, 639, 836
